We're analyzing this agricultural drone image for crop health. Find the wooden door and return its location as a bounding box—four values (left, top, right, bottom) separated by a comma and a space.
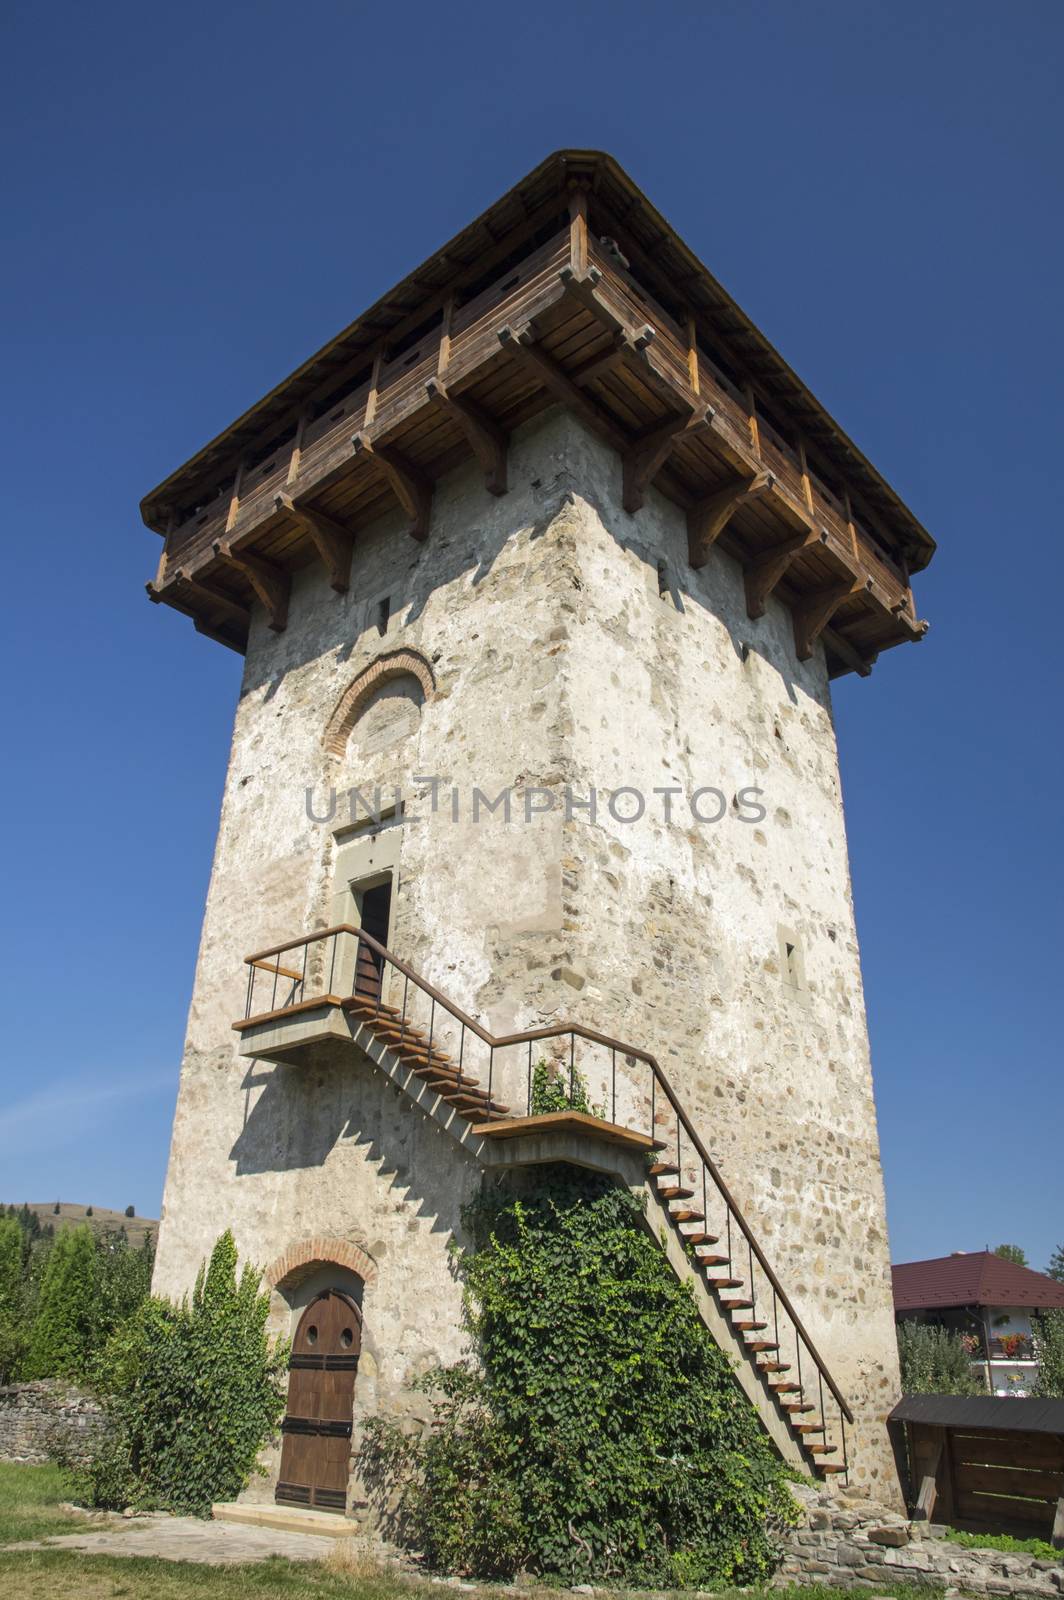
276, 1291, 361, 1513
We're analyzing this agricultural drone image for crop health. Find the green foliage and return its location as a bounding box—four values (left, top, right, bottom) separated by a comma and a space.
993, 1243, 1028, 1267
942, 1526, 1061, 1560
23, 1225, 98, 1380
1031, 1308, 1064, 1399
0, 1219, 26, 1383
125, 1205, 136, 1219
529, 1059, 604, 1118
83, 1230, 288, 1517
362, 1169, 796, 1584
1046, 1243, 1064, 1284
897, 1320, 985, 1396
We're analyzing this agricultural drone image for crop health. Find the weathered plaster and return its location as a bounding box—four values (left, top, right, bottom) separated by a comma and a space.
154, 407, 902, 1506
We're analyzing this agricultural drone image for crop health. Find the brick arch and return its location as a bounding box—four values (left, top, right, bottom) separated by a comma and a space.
266, 1237, 378, 1292
324, 648, 435, 758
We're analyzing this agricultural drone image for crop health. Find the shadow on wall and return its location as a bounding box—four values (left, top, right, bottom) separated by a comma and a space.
229, 1040, 477, 1243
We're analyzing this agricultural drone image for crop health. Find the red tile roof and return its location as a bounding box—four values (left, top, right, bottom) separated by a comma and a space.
893, 1252, 1064, 1313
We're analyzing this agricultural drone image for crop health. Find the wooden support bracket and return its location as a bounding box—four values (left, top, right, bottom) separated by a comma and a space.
425, 378, 509, 496
497, 324, 626, 453
571, 329, 642, 387
351, 434, 432, 542
623, 404, 716, 513
744, 529, 823, 619
687, 470, 775, 569
822, 625, 875, 679
173, 571, 252, 626
275, 493, 353, 592
793, 574, 870, 661
211, 541, 289, 632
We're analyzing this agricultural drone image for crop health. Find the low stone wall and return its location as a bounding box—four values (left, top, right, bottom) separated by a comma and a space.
0, 1379, 108, 1466
779, 1483, 1063, 1599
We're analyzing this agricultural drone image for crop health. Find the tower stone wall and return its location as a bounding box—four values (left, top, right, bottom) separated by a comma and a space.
154, 407, 902, 1502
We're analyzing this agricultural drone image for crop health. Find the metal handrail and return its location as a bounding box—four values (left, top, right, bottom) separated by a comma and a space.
241, 922, 854, 1451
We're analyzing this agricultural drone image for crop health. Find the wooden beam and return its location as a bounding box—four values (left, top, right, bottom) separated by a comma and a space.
571, 329, 643, 387
425, 378, 509, 496
687, 470, 775, 569
822, 624, 875, 679
172, 571, 252, 626
224, 459, 245, 534
351, 434, 432, 541
211, 541, 289, 631
275, 493, 354, 592
286, 408, 309, 488
913, 1439, 943, 1521
568, 184, 589, 277
497, 324, 627, 452
436, 295, 455, 378
744, 528, 823, 618
685, 313, 700, 394
623, 404, 715, 513
793, 574, 869, 661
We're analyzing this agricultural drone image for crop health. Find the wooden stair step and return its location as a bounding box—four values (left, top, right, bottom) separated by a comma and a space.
678, 1231, 719, 1246
451, 1094, 510, 1113
745, 1340, 779, 1353
806, 1443, 838, 1455
757, 1361, 791, 1373
816, 1463, 847, 1475
770, 1382, 802, 1394
791, 1422, 826, 1435
731, 1320, 768, 1332
780, 1402, 815, 1413
423, 1076, 480, 1094
669, 1208, 705, 1224
720, 1297, 754, 1310
648, 1162, 680, 1177
658, 1185, 695, 1200
346, 1001, 400, 1016
696, 1254, 730, 1267
707, 1277, 744, 1290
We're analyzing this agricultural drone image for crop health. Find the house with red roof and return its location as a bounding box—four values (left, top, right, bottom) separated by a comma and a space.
893, 1251, 1064, 1396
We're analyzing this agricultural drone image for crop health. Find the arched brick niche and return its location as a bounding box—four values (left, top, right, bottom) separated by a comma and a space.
324, 649, 435, 758
266, 1237, 378, 1292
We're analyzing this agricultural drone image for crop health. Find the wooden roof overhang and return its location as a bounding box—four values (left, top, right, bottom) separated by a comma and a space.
142, 149, 934, 676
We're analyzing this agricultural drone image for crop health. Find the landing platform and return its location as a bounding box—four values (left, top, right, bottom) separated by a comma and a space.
212, 1501, 359, 1539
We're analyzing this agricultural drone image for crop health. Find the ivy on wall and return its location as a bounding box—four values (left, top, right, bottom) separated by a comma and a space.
362, 1168, 796, 1584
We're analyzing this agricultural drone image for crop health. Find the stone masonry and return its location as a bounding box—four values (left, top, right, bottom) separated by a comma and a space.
153, 406, 904, 1505
780, 1482, 1064, 1599
0, 1379, 108, 1467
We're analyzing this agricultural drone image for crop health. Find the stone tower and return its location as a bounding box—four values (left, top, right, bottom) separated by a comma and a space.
143, 151, 934, 1516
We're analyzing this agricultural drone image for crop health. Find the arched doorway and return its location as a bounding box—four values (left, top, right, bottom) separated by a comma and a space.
276, 1290, 361, 1512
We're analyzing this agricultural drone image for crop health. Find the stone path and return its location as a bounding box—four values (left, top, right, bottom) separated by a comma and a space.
9, 1512, 337, 1564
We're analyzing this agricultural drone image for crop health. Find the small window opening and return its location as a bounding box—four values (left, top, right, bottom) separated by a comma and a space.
656, 559, 669, 598
376, 596, 391, 635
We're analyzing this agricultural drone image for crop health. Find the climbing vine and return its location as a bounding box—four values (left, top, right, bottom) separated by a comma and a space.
362, 1168, 796, 1584
529, 1058, 604, 1118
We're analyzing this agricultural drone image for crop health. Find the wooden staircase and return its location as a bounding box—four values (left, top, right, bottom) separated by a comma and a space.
334, 989, 847, 1480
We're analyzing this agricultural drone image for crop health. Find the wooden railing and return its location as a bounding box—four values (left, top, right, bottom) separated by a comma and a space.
242, 922, 853, 1470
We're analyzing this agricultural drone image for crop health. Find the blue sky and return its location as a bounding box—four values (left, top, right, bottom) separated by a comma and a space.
1, 1, 1060, 1271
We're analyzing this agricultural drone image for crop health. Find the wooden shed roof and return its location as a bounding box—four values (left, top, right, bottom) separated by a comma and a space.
890, 1394, 1064, 1435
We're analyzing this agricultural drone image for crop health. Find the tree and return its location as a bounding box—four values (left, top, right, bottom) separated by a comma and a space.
1046, 1244, 1064, 1284
993, 1243, 1028, 1267
0, 1218, 26, 1383
53, 1202, 60, 1215
897, 1320, 984, 1396
86, 1231, 287, 1516
24, 1224, 98, 1379
1032, 1310, 1064, 1399
85, 1206, 94, 1218
124, 1206, 135, 1219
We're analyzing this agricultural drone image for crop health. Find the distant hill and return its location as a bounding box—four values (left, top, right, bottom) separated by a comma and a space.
6, 1202, 159, 1249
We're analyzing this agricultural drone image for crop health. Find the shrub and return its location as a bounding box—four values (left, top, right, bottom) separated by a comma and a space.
362, 1169, 796, 1584
0, 1218, 25, 1383
124, 1206, 135, 1219
83, 1231, 287, 1516
24, 1225, 98, 1380
897, 1320, 984, 1395
1032, 1308, 1064, 1399
529, 1059, 604, 1118
993, 1243, 1027, 1267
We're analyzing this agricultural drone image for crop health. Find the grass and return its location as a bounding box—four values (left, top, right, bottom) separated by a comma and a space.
941, 1526, 1061, 1562
0, 1461, 104, 1544
0, 1551, 955, 1600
